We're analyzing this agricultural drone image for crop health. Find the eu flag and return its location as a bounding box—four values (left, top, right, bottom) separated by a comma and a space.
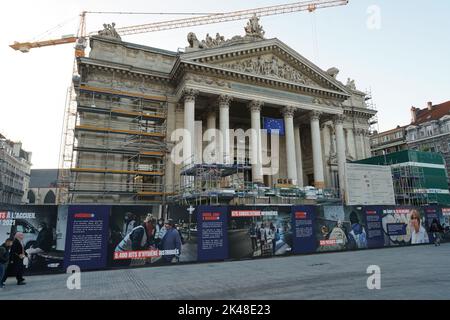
263, 117, 285, 135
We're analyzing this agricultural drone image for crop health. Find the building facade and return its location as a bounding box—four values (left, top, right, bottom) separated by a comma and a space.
406, 101, 450, 181
62, 18, 376, 204
0, 133, 32, 204
27, 169, 59, 204
370, 125, 407, 156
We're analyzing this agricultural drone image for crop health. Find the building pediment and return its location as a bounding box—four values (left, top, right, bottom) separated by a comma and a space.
177, 38, 350, 98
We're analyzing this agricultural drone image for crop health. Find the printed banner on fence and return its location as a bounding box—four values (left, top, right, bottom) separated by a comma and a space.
197, 206, 228, 262
228, 206, 293, 259
291, 206, 317, 254
64, 205, 111, 270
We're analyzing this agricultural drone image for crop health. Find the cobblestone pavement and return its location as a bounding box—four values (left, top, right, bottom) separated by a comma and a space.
0, 244, 449, 300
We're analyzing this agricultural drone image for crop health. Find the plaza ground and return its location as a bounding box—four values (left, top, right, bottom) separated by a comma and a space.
0, 243, 449, 300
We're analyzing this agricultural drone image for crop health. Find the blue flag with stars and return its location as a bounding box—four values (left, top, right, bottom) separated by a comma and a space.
263, 117, 285, 135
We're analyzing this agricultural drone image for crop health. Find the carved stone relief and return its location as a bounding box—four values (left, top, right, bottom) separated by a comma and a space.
216, 54, 316, 86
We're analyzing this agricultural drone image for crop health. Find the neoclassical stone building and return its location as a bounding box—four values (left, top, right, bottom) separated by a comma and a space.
67, 17, 375, 204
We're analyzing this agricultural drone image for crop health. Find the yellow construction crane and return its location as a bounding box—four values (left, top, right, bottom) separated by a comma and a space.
10, 0, 348, 57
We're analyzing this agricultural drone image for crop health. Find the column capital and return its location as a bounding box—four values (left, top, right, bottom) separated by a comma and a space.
333, 114, 345, 125
248, 100, 264, 112
218, 94, 233, 108
182, 88, 199, 103
282, 106, 296, 118
310, 110, 322, 121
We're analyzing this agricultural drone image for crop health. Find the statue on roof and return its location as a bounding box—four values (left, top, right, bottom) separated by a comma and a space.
346, 78, 356, 90
98, 22, 121, 40
244, 15, 265, 39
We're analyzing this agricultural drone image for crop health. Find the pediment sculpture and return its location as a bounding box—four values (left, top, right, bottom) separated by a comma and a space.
218, 55, 316, 86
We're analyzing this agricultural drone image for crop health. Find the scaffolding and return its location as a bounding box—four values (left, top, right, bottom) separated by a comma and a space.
170, 156, 341, 206
391, 164, 435, 206
59, 84, 168, 203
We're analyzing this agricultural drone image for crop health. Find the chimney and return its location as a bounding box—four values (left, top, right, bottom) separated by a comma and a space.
410, 106, 417, 123
427, 101, 433, 110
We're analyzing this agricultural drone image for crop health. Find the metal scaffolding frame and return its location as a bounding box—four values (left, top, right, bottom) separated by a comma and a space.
58, 83, 168, 203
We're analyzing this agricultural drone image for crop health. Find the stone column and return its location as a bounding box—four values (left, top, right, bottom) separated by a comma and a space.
346, 127, 357, 160
334, 115, 346, 198
364, 130, 372, 158
206, 107, 216, 132
219, 95, 232, 164
249, 101, 264, 184
321, 123, 331, 188
283, 106, 297, 185
358, 129, 367, 159
294, 125, 304, 187
183, 89, 198, 165
310, 111, 325, 188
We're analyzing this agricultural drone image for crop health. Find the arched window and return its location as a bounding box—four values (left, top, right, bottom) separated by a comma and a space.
44, 190, 56, 204
27, 190, 36, 204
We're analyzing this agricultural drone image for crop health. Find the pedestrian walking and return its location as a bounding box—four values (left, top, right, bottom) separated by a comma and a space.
429, 218, 444, 246
4, 233, 28, 285
0, 238, 14, 288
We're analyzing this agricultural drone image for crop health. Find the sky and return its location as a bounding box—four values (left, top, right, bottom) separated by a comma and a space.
0, 0, 449, 169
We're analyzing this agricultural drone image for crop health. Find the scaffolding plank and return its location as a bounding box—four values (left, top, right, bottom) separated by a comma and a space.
77, 105, 166, 121
70, 168, 164, 176
79, 85, 167, 102
75, 125, 165, 137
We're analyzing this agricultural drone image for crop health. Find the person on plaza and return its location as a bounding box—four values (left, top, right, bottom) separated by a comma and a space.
143, 214, 156, 245
248, 222, 258, 252
25, 222, 53, 265
0, 238, 13, 288
410, 209, 429, 245
429, 218, 444, 246
159, 219, 182, 264
4, 233, 27, 285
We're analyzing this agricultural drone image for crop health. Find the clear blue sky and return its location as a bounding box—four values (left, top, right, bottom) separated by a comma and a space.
1, 0, 449, 168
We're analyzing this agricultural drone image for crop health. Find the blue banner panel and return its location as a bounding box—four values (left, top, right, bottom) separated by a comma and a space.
64, 205, 111, 271
197, 206, 228, 262
291, 205, 317, 254
263, 117, 285, 135
438, 206, 450, 243
362, 206, 385, 249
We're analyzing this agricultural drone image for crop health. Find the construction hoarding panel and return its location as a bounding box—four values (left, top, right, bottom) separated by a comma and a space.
291, 205, 317, 254
197, 206, 228, 262
64, 205, 110, 271
315, 206, 368, 252
228, 206, 293, 260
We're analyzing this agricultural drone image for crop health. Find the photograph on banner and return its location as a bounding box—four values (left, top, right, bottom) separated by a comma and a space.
108, 204, 187, 267
315, 206, 368, 252
0, 205, 65, 274
166, 205, 198, 263
380, 206, 430, 246
228, 206, 293, 259
439, 207, 450, 242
